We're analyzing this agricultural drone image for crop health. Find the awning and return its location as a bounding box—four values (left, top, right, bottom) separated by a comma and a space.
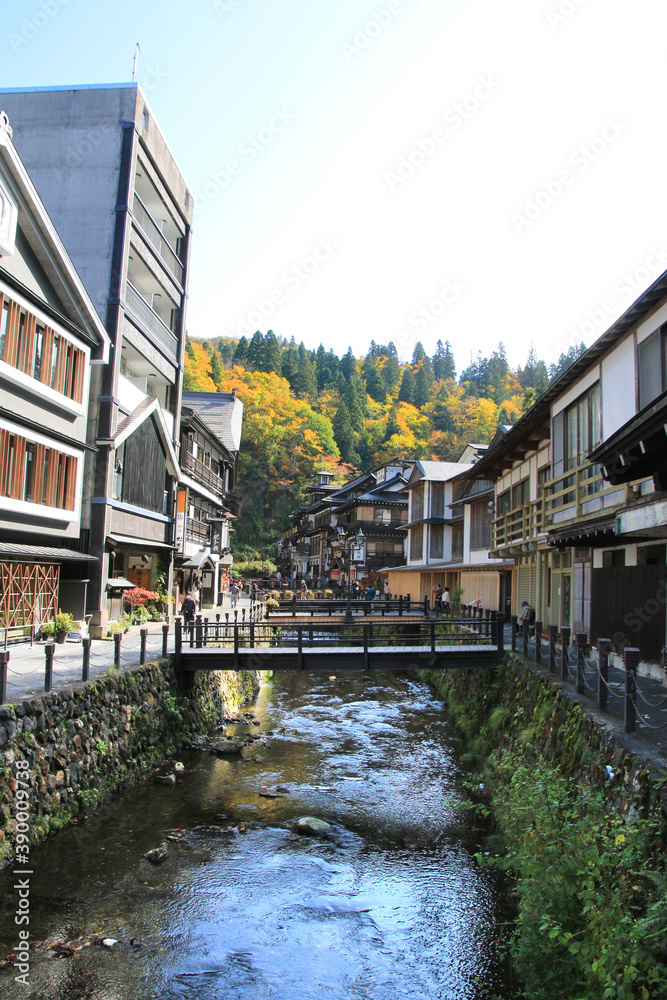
108, 534, 175, 550
106, 577, 135, 590
179, 551, 216, 569
0, 543, 99, 563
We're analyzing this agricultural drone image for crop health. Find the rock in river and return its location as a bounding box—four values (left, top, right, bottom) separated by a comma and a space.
211, 741, 245, 756
293, 816, 332, 837
143, 847, 168, 864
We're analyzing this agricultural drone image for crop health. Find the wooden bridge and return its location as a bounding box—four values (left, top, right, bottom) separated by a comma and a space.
174, 614, 505, 674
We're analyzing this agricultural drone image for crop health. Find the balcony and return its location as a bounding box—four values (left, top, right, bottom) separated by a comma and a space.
125, 281, 179, 363
132, 195, 184, 286
542, 461, 625, 527
186, 518, 210, 544
182, 450, 225, 497
492, 500, 544, 550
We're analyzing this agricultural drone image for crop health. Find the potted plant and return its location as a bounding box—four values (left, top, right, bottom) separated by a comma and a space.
40, 621, 55, 641
54, 609, 75, 644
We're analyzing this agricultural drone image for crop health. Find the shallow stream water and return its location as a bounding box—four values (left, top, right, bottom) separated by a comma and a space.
0, 672, 513, 999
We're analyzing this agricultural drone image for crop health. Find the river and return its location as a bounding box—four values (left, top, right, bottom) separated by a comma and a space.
0, 671, 513, 999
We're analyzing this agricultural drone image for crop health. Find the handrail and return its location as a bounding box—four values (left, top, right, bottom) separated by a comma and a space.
125, 281, 179, 361
132, 194, 184, 285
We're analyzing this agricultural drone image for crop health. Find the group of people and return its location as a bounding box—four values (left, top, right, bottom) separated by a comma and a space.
431, 584, 451, 615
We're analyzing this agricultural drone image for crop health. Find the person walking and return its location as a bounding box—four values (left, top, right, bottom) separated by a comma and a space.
432, 583, 443, 615
229, 581, 240, 609
181, 592, 196, 636
442, 587, 450, 614
365, 584, 375, 615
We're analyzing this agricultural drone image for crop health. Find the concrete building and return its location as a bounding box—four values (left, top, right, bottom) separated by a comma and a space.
0, 110, 109, 631
0, 84, 193, 634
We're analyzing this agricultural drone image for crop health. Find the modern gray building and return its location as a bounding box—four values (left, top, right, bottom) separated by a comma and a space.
0, 84, 193, 634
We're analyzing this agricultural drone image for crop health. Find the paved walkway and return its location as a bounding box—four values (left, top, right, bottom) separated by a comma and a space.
3, 612, 667, 767
1, 595, 255, 704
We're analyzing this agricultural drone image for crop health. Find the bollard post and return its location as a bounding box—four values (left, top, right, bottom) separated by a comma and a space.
576, 632, 587, 694
485, 608, 491, 640
204, 616, 209, 642
623, 647, 640, 733
430, 620, 436, 655
423, 597, 429, 618
560, 626, 571, 681
82, 636, 91, 683
0, 650, 8, 704
534, 621, 543, 665
522, 619, 529, 658
162, 623, 169, 659
216, 613, 221, 624
140, 627, 148, 666
597, 638, 611, 712
511, 615, 518, 651
174, 617, 182, 672
195, 614, 203, 649
234, 624, 239, 668
496, 613, 504, 659
398, 595, 403, 617
250, 623, 255, 649
44, 642, 54, 692
549, 624, 558, 673
113, 632, 121, 670
298, 626, 303, 671
292, 592, 297, 618
363, 624, 369, 668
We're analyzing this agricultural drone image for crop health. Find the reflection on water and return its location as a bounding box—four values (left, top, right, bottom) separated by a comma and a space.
0, 673, 512, 999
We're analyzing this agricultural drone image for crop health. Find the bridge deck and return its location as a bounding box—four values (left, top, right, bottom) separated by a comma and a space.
177, 643, 499, 672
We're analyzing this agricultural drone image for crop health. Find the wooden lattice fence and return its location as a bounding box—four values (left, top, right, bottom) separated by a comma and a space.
0, 561, 59, 627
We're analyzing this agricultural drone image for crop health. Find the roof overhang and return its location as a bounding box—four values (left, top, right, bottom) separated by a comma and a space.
0, 542, 98, 563
589, 389, 667, 489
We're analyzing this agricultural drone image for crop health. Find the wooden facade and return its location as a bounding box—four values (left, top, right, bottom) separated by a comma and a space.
0, 561, 59, 627
0, 428, 77, 509
590, 563, 666, 660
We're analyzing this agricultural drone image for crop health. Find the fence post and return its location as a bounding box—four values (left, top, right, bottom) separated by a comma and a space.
496, 613, 504, 659
204, 616, 209, 642
485, 608, 491, 640
430, 620, 436, 655
234, 624, 239, 668
576, 632, 587, 694
81, 636, 90, 683
44, 642, 54, 693
0, 650, 8, 704
623, 647, 640, 733
140, 627, 148, 666
560, 626, 571, 681
195, 614, 203, 649
398, 595, 403, 617
292, 592, 297, 618
298, 626, 304, 671
174, 618, 182, 672
511, 615, 517, 651
549, 624, 558, 673
250, 623, 255, 649
423, 597, 429, 618
162, 623, 169, 659
363, 624, 369, 668
522, 619, 529, 658
534, 621, 543, 665
114, 632, 121, 670
597, 638, 611, 712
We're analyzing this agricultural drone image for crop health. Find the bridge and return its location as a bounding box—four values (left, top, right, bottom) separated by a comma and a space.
173, 613, 505, 674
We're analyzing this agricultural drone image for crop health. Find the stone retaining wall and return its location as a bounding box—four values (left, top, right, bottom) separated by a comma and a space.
0, 660, 260, 867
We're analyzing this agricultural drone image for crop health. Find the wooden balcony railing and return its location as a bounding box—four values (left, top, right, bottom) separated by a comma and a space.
492, 499, 544, 550
182, 450, 225, 496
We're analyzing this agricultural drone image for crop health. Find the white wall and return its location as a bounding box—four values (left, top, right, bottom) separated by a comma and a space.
601, 334, 636, 438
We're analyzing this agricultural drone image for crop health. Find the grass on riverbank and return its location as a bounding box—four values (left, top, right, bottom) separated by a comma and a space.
422, 662, 667, 1000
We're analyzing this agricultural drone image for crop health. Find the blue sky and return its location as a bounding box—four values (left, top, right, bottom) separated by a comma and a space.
3, 0, 667, 372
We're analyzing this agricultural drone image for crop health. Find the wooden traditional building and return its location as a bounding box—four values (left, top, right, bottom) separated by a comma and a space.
0, 110, 109, 630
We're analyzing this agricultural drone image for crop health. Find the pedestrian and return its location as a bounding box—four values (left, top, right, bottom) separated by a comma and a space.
442, 587, 450, 613
181, 592, 196, 632
518, 600, 535, 636
300, 579, 307, 597
191, 580, 200, 610
432, 583, 443, 615
365, 584, 375, 615
229, 581, 239, 608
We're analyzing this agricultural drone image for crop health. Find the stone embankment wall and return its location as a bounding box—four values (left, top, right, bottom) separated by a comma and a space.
0, 660, 260, 866
422, 653, 667, 823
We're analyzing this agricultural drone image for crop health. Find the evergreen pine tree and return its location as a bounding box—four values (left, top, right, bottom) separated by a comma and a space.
185, 337, 196, 361
398, 367, 416, 404
246, 330, 263, 370
333, 400, 361, 465
232, 335, 248, 367
412, 341, 428, 366
364, 356, 386, 402
340, 347, 356, 381
381, 353, 401, 394
208, 349, 223, 385
414, 357, 434, 406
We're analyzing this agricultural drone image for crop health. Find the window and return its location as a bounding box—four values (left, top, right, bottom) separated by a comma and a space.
431, 482, 445, 518
429, 524, 444, 559
412, 484, 424, 520
0, 300, 8, 359
0, 429, 77, 510
511, 479, 529, 509
410, 524, 424, 561
567, 383, 601, 470
470, 500, 490, 549
452, 521, 463, 561
33, 326, 44, 380
373, 507, 391, 524
497, 490, 511, 515
638, 326, 667, 410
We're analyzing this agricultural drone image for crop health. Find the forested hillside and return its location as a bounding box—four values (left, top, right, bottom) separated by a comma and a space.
183, 331, 585, 557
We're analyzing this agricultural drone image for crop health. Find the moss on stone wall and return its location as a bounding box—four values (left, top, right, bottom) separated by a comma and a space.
420, 656, 667, 999
0, 660, 260, 867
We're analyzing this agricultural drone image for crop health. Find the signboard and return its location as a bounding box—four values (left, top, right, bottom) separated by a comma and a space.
350, 543, 365, 563
175, 489, 186, 552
